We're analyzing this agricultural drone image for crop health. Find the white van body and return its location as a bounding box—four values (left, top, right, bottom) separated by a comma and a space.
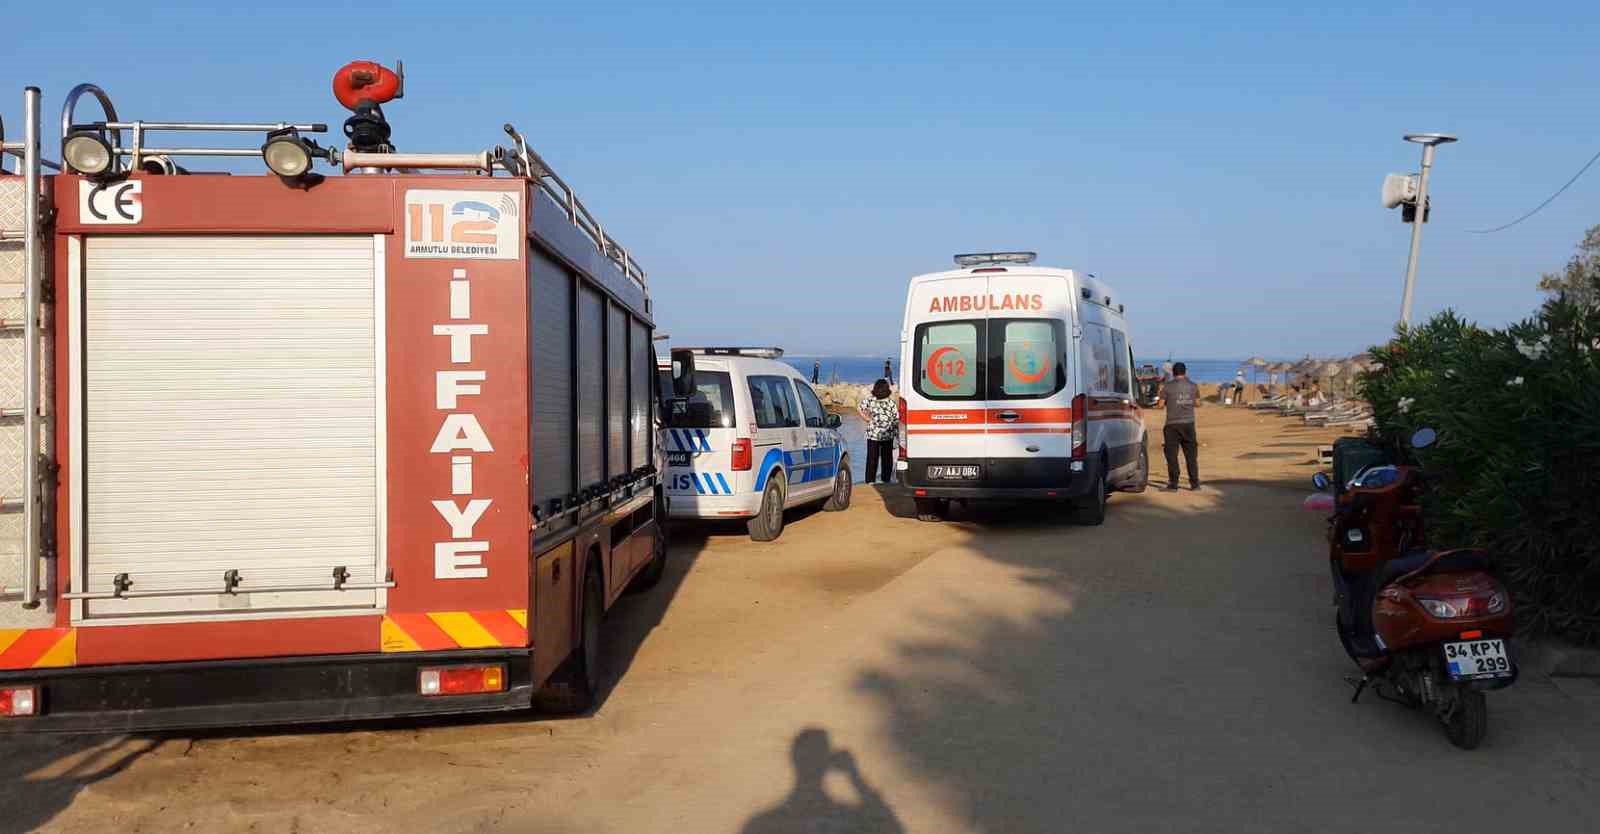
656, 350, 849, 535
896, 256, 1148, 519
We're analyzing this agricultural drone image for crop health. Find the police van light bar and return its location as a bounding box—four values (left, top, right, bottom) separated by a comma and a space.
684, 347, 785, 358
954, 252, 1036, 267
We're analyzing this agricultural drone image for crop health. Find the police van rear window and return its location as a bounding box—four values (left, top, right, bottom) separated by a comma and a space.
660, 370, 737, 428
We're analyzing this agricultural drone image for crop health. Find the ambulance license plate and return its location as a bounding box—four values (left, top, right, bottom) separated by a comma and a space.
927, 465, 980, 480
1444, 639, 1512, 680
667, 451, 691, 467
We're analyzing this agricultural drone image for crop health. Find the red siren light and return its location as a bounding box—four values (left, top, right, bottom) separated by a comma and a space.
332, 60, 403, 111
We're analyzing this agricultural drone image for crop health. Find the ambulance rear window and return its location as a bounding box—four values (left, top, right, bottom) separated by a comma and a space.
914, 321, 981, 400
663, 371, 736, 428
993, 320, 1063, 398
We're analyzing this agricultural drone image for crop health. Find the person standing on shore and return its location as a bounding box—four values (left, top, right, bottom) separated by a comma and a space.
858, 378, 899, 485
1161, 362, 1202, 491
812, 359, 821, 384
883, 358, 893, 381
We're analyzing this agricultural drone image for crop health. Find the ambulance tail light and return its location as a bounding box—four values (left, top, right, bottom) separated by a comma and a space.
418, 664, 506, 697
0, 686, 39, 717
897, 397, 908, 460
1070, 394, 1086, 459
731, 437, 752, 471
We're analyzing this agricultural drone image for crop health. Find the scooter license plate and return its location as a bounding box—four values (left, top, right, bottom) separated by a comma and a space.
927, 465, 980, 480
1444, 639, 1512, 680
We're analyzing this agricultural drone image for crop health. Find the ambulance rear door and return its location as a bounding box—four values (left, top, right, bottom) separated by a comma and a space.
904, 273, 989, 463
981, 273, 1075, 484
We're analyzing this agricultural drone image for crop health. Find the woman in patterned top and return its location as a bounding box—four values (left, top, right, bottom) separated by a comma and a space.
857, 378, 899, 484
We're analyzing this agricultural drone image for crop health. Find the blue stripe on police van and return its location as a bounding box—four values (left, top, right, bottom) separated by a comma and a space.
691, 473, 706, 495
696, 430, 712, 451
716, 473, 732, 493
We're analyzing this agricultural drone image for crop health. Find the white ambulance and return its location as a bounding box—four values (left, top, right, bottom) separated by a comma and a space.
896, 253, 1149, 524
656, 348, 851, 540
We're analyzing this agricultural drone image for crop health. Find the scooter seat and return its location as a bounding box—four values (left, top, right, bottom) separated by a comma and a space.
1377, 549, 1490, 588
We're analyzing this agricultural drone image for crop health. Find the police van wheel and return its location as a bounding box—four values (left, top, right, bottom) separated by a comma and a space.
915, 497, 947, 522
748, 474, 787, 541
536, 561, 604, 715
823, 458, 852, 512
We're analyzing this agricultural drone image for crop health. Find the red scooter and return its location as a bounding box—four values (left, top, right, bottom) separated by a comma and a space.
1313, 428, 1516, 749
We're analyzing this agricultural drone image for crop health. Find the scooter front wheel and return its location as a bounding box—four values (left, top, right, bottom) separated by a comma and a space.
1442, 688, 1488, 750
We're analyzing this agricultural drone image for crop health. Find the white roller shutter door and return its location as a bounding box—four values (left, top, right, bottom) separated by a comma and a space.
79, 236, 382, 620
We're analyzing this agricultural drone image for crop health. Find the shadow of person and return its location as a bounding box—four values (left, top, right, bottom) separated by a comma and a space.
741, 727, 904, 834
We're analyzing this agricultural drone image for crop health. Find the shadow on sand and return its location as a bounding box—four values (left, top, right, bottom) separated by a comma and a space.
740, 727, 904, 834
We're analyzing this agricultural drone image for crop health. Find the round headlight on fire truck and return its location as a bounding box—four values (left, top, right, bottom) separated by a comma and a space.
262, 132, 314, 178
62, 131, 113, 176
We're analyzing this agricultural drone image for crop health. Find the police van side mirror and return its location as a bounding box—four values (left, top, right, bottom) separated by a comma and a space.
670, 348, 696, 397
826, 414, 842, 429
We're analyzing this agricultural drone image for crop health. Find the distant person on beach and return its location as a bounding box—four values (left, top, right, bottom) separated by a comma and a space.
857, 378, 899, 484
1161, 362, 1202, 491
883, 358, 893, 381
812, 360, 821, 384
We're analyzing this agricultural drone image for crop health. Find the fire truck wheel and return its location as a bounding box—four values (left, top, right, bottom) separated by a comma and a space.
748, 473, 787, 541
535, 561, 604, 715
629, 494, 669, 592
823, 456, 852, 512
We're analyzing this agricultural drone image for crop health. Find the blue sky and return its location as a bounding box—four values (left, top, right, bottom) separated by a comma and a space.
5, 2, 1598, 359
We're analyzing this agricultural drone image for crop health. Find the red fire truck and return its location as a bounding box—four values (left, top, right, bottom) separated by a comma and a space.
0, 62, 670, 731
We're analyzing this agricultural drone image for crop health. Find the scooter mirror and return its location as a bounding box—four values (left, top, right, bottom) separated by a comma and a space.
1312, 471, 1331, 492
1411, 427, 1438, 450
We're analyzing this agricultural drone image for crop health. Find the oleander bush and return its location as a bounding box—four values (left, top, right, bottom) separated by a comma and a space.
1357, 288, 1600, 644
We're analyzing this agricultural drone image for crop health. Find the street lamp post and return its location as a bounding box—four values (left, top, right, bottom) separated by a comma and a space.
1398, 133, 1457, 327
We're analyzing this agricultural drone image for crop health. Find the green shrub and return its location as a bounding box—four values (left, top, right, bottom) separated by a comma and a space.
1357, 295, 1600, 644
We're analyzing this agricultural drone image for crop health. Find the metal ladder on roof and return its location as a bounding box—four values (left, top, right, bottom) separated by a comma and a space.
0, 87, 56, 626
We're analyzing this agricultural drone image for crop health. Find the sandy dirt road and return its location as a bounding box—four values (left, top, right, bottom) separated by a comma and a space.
4, 408, 1599, 833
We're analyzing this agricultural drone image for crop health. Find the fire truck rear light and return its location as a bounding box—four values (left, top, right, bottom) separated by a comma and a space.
731, 437, 752, 471
418, 665, 505, 696
0, 686, 39, 717
914, 489, 927, 497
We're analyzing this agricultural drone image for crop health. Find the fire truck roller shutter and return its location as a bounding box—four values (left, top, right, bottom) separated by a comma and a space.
606, 303, 627, 480
79, 236, 381, 618
529, 250, 574, 512
576, 285, 605, 490
629, 318, 650, 470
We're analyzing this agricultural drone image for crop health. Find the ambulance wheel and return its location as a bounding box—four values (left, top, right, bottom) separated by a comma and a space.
823, 457, 852, 512
536, 561, 604, 715
1073, 467, 1108, 526
748, 474, 787, 541
1125, 441, 1150, 494
915, 497, 947, 522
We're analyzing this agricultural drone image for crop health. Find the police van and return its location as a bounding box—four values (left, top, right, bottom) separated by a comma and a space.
896, 253, 1149, 524
656, 348, 851, 540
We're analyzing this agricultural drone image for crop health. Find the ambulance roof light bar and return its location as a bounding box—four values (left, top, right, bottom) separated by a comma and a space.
682, 347, 785, 358
954, 252, 1037, 267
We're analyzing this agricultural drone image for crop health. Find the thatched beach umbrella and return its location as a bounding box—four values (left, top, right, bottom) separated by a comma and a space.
1245, 356, 1268, 386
